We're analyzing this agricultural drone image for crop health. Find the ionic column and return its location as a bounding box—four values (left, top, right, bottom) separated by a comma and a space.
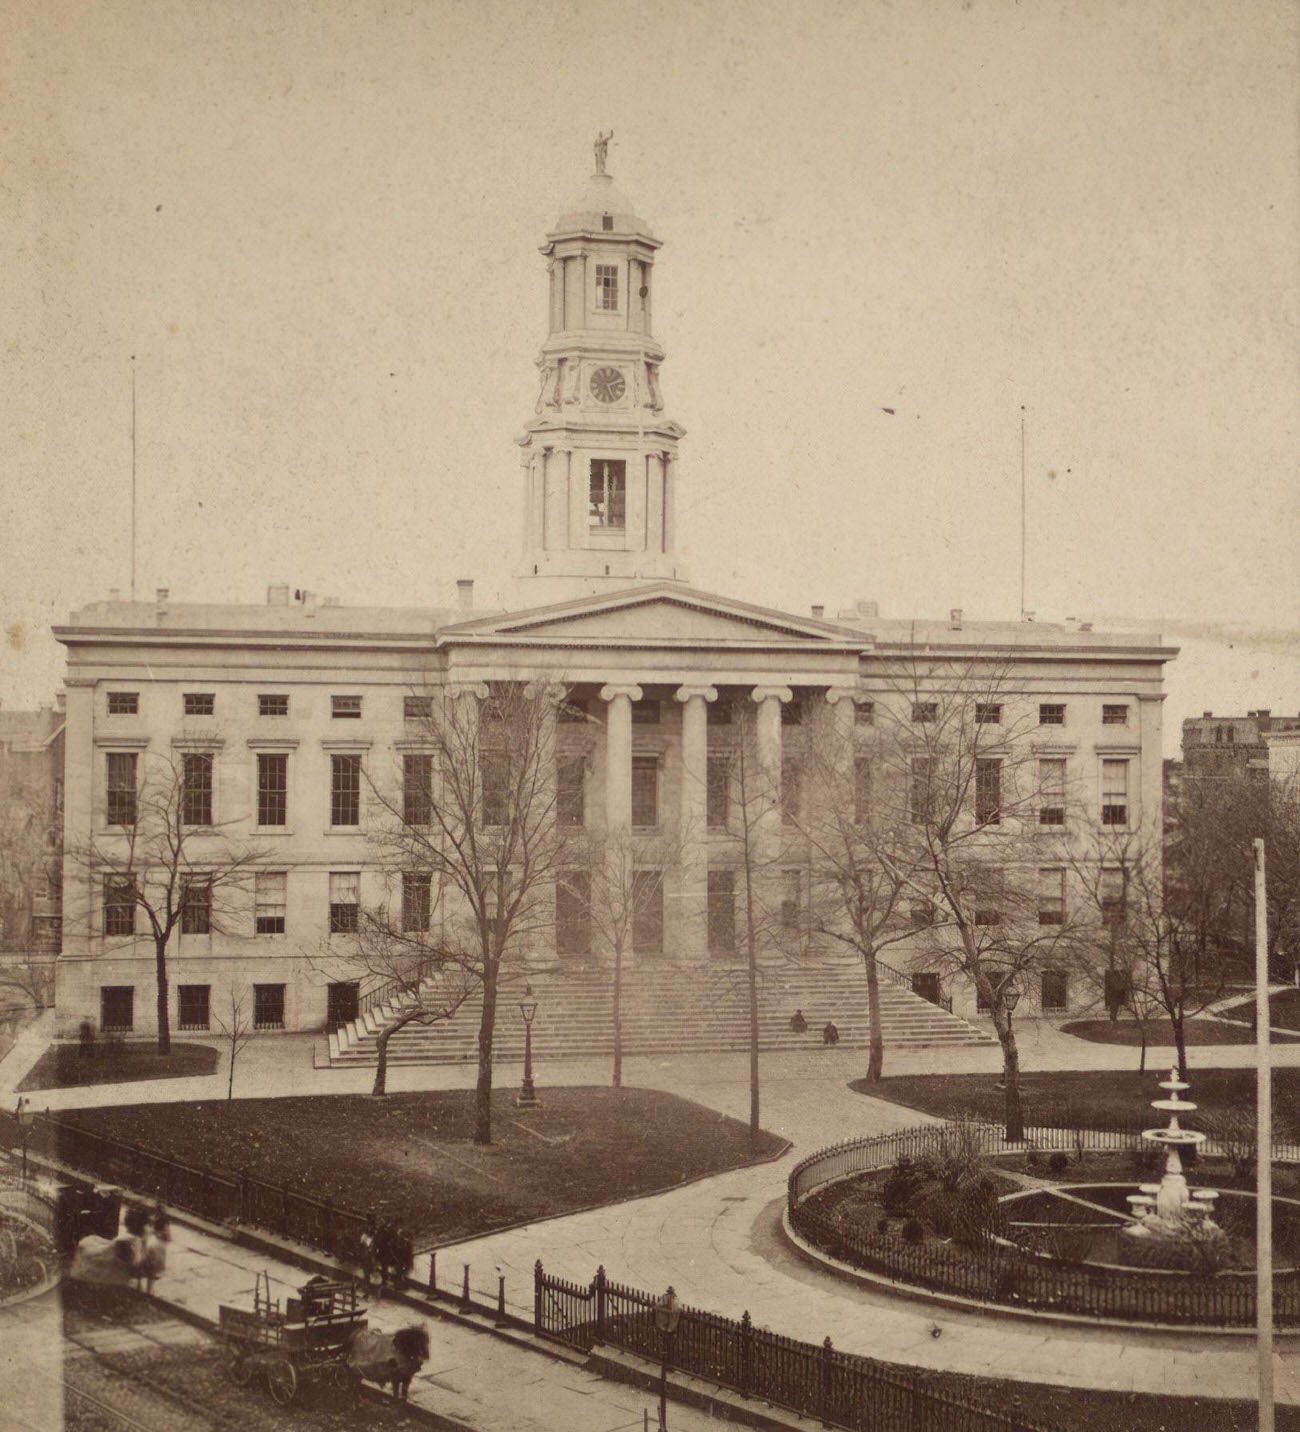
599, 684, 643, 837
675, 684, 717, 962
824, 686, 859, 780
750, 685, 793, 858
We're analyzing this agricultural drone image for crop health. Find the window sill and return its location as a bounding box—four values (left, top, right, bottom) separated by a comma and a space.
322, 827, 363, 836
254, 826, 294, 836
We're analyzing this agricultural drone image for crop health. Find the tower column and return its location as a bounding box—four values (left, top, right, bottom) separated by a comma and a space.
675, 684, 717, 963
600, 684, 642, 837
750, 685, 793, 863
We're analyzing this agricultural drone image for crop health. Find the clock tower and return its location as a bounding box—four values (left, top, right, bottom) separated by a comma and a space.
515, 144, 688, 601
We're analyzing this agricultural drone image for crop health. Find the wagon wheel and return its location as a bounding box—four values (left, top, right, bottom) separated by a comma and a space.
222, 1336, 252, 1386
328, 1362, 360, 1405
266, 1356, 298, 1406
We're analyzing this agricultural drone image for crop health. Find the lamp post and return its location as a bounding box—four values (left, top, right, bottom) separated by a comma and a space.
15, 1096, 34, 1182
517, 984, 540, 1108
654, 1285, 680, 1431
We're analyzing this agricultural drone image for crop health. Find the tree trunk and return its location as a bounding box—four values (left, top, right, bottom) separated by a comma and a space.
742, 850, 760, 1144
1138, 1018, 1148, 1075
373, 1026, 392, 1097
994, 1012, 1024, 1142
1172, 1010, 1189, 1082
474, 957, 499, 1145
612, 938, 623, 1089
155, 936, 171, 1055
227, 1044, 236, 1101
864, 952, 884, 1082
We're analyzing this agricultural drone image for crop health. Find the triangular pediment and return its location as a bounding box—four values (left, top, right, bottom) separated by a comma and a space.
438, 583, 870, 651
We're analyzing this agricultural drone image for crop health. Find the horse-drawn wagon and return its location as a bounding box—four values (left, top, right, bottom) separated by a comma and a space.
219, 1272, 366, 1405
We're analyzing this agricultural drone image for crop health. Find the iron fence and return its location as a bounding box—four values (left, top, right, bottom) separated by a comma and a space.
788, 1123, 1300, 1327
534, 1262, 1064, 1432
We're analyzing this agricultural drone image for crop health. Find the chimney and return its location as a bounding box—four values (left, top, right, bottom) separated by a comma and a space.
457, 579, 474, 614
949, 607, 963, 631
55, 692, 66, 714
810, 604, 825, 619
156, 587, 169, 604
855, 599, 879, 618
266, 583, 290, 606
1203, 711, 1213, 719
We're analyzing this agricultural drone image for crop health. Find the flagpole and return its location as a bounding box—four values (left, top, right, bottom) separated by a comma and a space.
130, 355, 137, 602
1019, 406, 1026, 619
1255, 836, 1274, 1432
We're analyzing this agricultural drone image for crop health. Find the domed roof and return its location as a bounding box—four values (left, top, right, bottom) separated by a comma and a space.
551, 172, 657, 241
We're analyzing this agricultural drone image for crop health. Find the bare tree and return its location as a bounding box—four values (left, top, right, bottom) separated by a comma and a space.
876, 651, 1082, 1140
66, 752, 267, 1054
213, 988, 257, 1102
364, 678, 572, 1144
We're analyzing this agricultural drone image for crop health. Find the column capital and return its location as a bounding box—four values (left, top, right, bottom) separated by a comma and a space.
750, 685, 793, 705
825, 686, 867, 705
674, 684, 718, 704
444, 681, 490, 701
599, 683, 643, 704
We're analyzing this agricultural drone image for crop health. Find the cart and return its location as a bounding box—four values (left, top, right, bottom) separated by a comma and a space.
218, 1271, 368, 1406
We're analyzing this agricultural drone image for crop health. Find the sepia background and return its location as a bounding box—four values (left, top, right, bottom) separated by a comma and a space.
1, 0, 1296, 746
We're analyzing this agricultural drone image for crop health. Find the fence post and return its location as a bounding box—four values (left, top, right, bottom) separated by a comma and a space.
238, 1170, 250, 1224
820, 1337, 834, 1430
281, 1180, 290, 1238
496, 1266, 506, 1324
461, 1262, 470, 1311
428, 1245, 437, 1299
739, 1311, 753, 1400
323, 1196, 334, 1252
534, 1260, 544, 1331
594, 1264, 607, 1343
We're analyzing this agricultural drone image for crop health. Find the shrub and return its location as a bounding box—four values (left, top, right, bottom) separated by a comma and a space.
1024, 1149, 1041, 1171
881, 1157, 927, 1217
902, 1218, 925, 1245
1047, 1152, 1069, 1176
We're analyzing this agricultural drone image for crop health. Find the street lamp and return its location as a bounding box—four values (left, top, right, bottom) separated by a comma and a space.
517, 984, 540, 1108
653, 1285, 680, 1431
15, 1096, 34, 1182
1002, 976, 1022, 1014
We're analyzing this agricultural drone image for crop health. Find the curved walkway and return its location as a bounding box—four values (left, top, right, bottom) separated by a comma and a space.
4, 1017, 1299, 1405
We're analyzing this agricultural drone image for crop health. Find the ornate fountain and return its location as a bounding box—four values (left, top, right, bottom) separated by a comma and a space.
1121, 1068, 1227, 1268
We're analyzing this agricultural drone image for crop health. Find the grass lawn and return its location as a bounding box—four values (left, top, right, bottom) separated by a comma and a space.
56, 1087, 787, 1244
19, 1041, 218, 1091
858, 1067, 1300, 1143
1060, 1015, 1300, 1046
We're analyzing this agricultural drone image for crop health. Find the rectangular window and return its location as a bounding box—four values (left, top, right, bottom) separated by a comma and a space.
1099, 867, 1127, 928
403, 695, 433, 721
975, 703, 1002, 725
631, 755, 659, 829
594, 262, 619, 310
1038, 758, 1066, 827
331, 694, 362, 719
1101, 759, 1129, 827
330, 754, 361, 826
481, 752, 509, 826
912, 702, 937, 724
707, 869, 736, 956
181, 752, 214, 825
107, 692, 138, 716
180, 877, 212, 935
255, 872, 286, 934
403, 754, 433, 826
177, 984, 210, 1031
258, 693, 289, 717
1039, 703, 1066, 726
632, 870, 663, 953
707, 755, 730, 830
1041, 969, 1069, 1012
1037, 867, 1065, 925
1102, 704, 1129, 726
253, 983, 286, 1030
779, 869, 801, 929
781, 756, 801, 826
100, 985, 134, 1032
257, 753, 288, 827
588, 458, 626, 529
106, 752, 137, 825
910, 755, 935, 824
183, 692, 215, 717
853, 756, 871, 825
103, 877, 136, 936
632, 698, 660, 725
555, 871, 590, 956
974, 758, 1001, 826
974, 871, 1002, 927
557, 756, 585, 827
402, 871, 431, 933
328, 872, 359, 933
854, 701, 874, 726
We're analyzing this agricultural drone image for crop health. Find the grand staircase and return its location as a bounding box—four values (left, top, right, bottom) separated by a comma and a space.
326, 960, 995, 1068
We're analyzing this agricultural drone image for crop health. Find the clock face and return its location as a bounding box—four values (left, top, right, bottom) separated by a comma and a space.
589, 366, 626, 403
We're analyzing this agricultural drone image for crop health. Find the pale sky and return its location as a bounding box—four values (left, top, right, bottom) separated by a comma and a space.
2, 0, 1297, 750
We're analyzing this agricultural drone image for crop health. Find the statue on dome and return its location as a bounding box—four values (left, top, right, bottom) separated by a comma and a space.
593, 130, 613, 175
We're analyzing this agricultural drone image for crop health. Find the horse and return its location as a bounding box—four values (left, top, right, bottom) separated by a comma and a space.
345, 1325, 430, 1400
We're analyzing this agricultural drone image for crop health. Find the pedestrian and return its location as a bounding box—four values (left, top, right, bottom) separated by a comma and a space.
822, 1020, 839, 1047
359, 1226, 376, 1294
392, 1227, 414, 1288
789, 1008, 807, 1033
78, 1018, 95, 1059
374, 1219, 396, 1294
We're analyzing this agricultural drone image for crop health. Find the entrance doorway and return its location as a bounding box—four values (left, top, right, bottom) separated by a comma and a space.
326, 981, 359, 1031
911, 972, 941, 1006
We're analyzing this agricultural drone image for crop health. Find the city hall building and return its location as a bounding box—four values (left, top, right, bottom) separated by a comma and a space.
52, 161, 1176, 1051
